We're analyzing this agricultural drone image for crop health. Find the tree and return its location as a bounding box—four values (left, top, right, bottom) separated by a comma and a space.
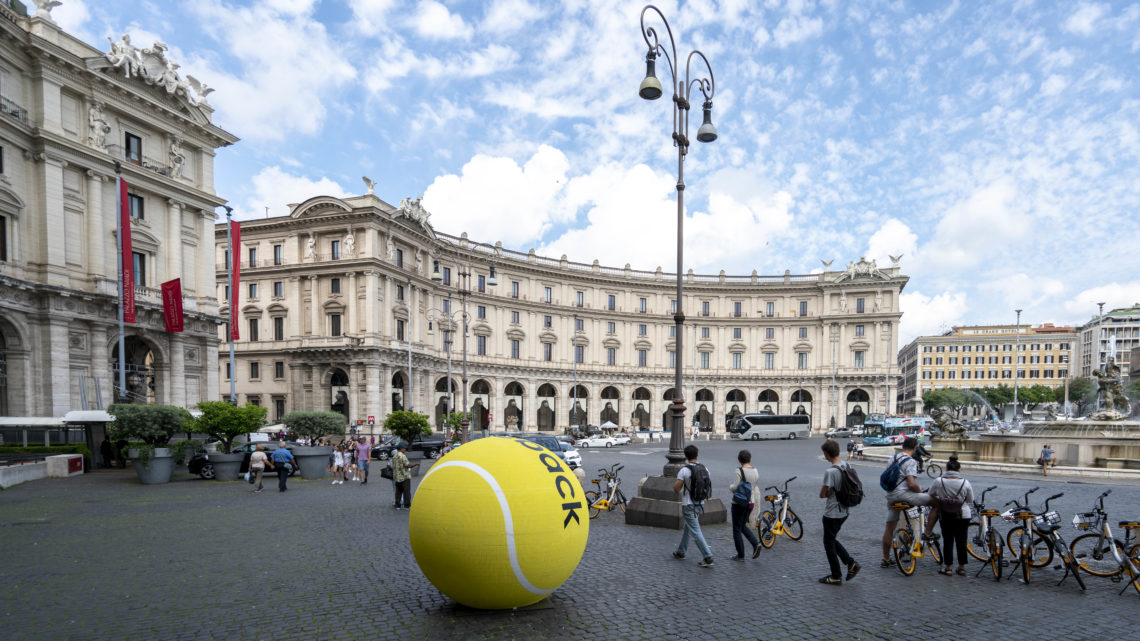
384, 410, 432, 443
1127, 378, 1140, 401
281, 411, 347, 442
1018, 384, 1055, 410
1063, 377, 1096, 414
922, 388, 971, 416
108, 403, 189, 446
193, 401, 267, 454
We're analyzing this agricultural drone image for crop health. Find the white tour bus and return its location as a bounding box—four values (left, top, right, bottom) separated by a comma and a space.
729, 414, 811, 440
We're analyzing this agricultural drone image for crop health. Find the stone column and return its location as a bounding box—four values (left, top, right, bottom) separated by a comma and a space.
169, 334, 185, 408
347, 271, 357, 334
200, 210, 216, 300
381, 364, 393, 417
289, 363, 304, 412
365, 271, 377, 337
85, 170, 106, 277
365, 363, 381, 423
309, 276, 320, 336
381, 275, 392, 338
525, 377, 538, 432
288, 276, 302, 337
40, 156, 69, 287
204, 335, 219, 401
165, 199, 183, 283
47, 320, 71, 415
90, 324, 111, 410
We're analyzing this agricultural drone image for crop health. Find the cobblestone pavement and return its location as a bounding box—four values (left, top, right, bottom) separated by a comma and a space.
2, 439, 1137, 641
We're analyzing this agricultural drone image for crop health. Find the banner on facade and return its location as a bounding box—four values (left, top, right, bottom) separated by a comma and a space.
229, 219, 241, 340
161, 278, 183, 333
119, 176, 135, 323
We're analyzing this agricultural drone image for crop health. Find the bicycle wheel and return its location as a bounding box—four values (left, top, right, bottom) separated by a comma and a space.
928, 534, 943, 565
1126, 545, 1140, 595
784, 508, 804, 541
585, 491, 600, 519
988, 529, 1004, 581
1007, 527, 1054, 568
1020, 544, 1032, 584
759, 511, 776, 548
965, 522, 985, 561
615, 488, 628, 514
892, 529, 916, 576
1070, 533, 1125, 577
926, 463, 942, 479
1062, 544, 1086, 591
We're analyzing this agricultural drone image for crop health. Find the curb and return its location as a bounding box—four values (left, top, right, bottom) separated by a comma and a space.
858, 447, 1140, 482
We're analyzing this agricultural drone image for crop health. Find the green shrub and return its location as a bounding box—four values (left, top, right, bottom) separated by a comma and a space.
0, 444, 92, 466
384, 410, 432, 444
107, 404, 190, 446
281, 411, 346, 442
193, 401, 267, 454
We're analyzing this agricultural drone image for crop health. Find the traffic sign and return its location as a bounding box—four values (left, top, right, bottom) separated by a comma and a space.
368, 415, 375, 424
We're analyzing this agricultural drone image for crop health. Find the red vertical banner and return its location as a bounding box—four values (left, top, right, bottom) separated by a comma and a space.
119, 176, 136, 323
229, 219, 241, 340
161, 278, 184, 332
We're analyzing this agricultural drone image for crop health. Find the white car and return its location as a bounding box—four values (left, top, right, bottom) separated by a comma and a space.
558, 442, 582, 468
574, 436, 617, 448
611, 434, 631, 445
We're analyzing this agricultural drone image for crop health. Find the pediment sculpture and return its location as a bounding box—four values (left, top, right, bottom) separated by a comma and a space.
104, 35, 214, 107
396, 196, 432, 227
835, 256, 889, 282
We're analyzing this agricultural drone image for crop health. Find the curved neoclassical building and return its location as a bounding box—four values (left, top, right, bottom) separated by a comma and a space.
216, 193, 907, 435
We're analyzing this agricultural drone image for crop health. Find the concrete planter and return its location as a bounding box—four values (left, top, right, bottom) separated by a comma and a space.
128, 448, 175, 485
290, 446, 332, 479
207, 453, 244, 481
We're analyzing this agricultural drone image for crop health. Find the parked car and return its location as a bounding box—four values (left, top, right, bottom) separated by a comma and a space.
611, 433, 631, 445
825, 427, 853, 439
851, 426, 864, 437
188, 442, 296, 479
558, 441, 582, 468
373, 434, 447, 460
574, 435, 617, 448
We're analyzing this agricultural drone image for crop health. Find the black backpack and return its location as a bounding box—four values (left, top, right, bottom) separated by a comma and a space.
937, 478, 967, 517
834, 464, 864, 508
685, 463, 712, 503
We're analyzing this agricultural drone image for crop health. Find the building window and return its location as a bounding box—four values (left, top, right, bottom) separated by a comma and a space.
225, 362, 231, 380
442, 299, 451, 314
765, 353, 775, 370
477, 275, 486, 293
273, 317, 284, 340
855, 324, 864, 337
477, 305, 486, 319
575, 318, 585, 332
395, 284, 404, 301
443, 267, 452, 285
607, 294, 616, 310
543, 315, 552, 328
248, 247, 257, 266
733, 327, 742, 340
248, 283, 258, 299
854, 350, 865, 368
637, 349, 648, 367
671, 299, 677, 313
330, 314, 341, 336
477, 335, 487, 356
766, 301, 775, 316
395, 248, 403, 268
700, 351, 710, 369
798, 327, 807, 339
638, 324, 647, 336
124, 132, 142, 164
701, 301, 710, 316
132, 252, 146, 285
575, 345, 584, 364
250, 362, 260, 380
543, 342, 553, 361
668, 351, 676, 368
331, 240, 340, 259
275, 398, 286, 421
797, 352, 808, 369
577, 291, 584, 307
669, 326, 676, 337
273, 244, 283, 265
701, 326, 710, 339
510, 310, 520, 324
765, 327, 774, 340
607, 321, 615, 334
0, 215, 6, 262
732, 352, 742, 369
799, 301, 808, 316
733, 301, 742, 317
639, 297, 647, 312
128, 193, 145, 220
396, 319, 405, 341
511, 281, 520, 298
273, 281, 283, 297
274, 361, 285, 379
607, 348, 616, 365
856, 297, 865, 313
510, 339, 520, 359
330, 277, 340, 294
248, 318, 259, 341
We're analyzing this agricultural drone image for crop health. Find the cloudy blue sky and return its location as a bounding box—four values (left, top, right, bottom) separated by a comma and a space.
55, 0, 1140, 343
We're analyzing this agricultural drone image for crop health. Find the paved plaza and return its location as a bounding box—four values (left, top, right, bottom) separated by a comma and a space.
2, 439, 1136, 641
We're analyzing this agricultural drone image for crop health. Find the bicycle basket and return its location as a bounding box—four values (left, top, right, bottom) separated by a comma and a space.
905, 507, 922, 519
1072, 512, 1097, 530
1033, 511, 1061, 528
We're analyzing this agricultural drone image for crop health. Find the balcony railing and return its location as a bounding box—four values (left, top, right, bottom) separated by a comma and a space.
0, 94, 28, 125
106, 144, 175, 178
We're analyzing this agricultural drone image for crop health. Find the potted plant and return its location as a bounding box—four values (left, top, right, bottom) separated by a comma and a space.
107, 403, 190, 484
193, 401, 268, 481
280, 411, 343, 479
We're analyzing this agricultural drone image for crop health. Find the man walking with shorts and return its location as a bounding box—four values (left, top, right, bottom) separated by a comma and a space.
881, 437, 939, 567
355, 437, 372, 484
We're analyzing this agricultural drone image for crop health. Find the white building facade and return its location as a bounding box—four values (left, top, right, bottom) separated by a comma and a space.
1076, 304, 1140, 380
217, 194, 907, 436
0, 7, 236, 416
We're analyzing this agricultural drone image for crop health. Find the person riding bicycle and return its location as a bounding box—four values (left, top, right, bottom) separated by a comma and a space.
912, 440, 931, 474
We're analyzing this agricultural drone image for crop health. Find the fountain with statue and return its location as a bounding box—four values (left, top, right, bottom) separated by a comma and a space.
927, 357, 1139, 470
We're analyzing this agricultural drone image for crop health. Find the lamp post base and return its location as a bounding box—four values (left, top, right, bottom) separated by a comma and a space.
624, 476, 727, 529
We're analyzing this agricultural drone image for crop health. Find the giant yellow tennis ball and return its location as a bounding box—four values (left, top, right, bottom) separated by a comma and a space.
409, 437, 589, 609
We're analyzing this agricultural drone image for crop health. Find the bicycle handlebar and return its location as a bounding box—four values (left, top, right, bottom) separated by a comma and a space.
1095, 489, 1111, 511
979, 485, 998, 503
1043, 492, 1064, 512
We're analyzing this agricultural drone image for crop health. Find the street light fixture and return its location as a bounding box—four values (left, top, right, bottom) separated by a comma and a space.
638, 3, 717, 477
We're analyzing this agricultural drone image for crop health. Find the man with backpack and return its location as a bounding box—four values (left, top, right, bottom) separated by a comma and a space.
672, 444, 714, 567
880, 437, 940, 568
819, 439, 861, 584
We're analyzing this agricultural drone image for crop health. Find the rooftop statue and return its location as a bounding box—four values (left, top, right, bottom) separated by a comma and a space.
103, 36, 214, 107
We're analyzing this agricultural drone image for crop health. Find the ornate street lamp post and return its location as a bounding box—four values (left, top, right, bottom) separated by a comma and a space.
638, 3, 717, 477
1012, 309, 1022, 422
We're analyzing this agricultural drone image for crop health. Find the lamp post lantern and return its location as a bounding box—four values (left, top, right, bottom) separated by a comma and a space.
638, 3, 717, 477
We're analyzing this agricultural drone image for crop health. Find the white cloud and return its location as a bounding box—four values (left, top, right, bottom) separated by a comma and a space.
410, 0, 472, 40
481, 0, 542, 34
773, 14, 824, 48
920, 179, 1030, 270
422, 145, 571, 246
1063, 2, 1109, 35
238, 166, 349, 219
349, 0, 397, 35
865, 218, 917, 265
1062, 281, 1140, 319
1040, 74, 1068, 96
52, 0, 92, 40
977, 273, 1066, 310
899, 290, 969, 345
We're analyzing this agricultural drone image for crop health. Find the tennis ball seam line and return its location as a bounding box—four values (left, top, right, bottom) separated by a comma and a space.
422, 460, 556, 597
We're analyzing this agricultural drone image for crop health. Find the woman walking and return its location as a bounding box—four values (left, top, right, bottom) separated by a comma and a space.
729, 449, 761, 560
929, 456, 973, 576
331, 444, 346, 485
249, 444, 270, 494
